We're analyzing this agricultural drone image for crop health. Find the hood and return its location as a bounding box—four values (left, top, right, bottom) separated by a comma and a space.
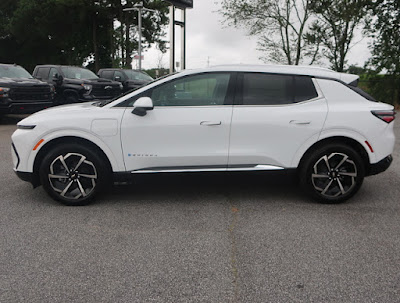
0, 77, 49, 87
18, 103, 96, 125
126, 79, 149, 87
64, 77, 121, 86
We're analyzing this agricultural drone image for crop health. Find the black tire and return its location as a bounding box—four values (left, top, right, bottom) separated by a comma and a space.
65, 95, 79, 104
39, 143, 110, 206
299, 143, 365, 204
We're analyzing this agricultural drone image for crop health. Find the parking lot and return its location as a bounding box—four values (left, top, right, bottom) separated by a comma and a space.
1, 115, 400, 302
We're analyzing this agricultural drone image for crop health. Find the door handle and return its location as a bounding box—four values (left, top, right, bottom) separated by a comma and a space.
200, 121, 222, 126
289, 120, 311, 125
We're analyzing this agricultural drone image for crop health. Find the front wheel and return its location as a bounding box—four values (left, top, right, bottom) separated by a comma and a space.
299, 143, 365, 204
39, 143, 109, 206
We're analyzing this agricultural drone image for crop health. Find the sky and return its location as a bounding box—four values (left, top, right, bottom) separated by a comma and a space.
139, 0, 371, 70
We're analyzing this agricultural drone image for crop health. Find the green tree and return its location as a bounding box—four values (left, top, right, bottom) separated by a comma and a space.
368, 0, 400, 105
308, 0, 372, 72
219, 0, 320, 65
0, 0, 169, 72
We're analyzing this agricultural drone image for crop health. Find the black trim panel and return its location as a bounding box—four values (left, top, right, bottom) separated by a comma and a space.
11, 143, 20, 170
368, 155, 393, 176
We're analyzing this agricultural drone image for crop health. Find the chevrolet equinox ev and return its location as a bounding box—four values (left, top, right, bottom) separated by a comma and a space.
11, 65, 395, 205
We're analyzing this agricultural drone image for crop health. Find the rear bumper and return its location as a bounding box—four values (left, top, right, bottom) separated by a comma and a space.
368, 155, 393, 176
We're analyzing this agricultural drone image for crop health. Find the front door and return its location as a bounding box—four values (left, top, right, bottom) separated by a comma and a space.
120, 72, 234, 172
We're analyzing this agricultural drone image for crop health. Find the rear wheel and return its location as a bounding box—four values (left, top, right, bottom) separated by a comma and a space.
299, 143, 365, 203
39, 143, 109, 206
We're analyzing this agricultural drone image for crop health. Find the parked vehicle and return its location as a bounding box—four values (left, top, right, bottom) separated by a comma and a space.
33, 65, 123, 104
0, 64, 54, 117
12, 65, 395, 206
98, 68, 153, 92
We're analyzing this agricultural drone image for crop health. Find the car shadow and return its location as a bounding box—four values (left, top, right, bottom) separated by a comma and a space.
98, 171, 307, 205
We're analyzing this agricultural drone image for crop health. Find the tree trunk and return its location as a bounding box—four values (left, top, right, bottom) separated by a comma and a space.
119, 5, 125, 67
125, 17, 130, 67
93, 13, 99, 72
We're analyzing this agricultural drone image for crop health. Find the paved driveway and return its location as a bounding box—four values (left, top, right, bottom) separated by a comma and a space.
1, 115, 399, 302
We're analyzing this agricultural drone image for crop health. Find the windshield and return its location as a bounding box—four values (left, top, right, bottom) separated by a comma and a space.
124, 70, 153, 81
61, 67, 98, 80
0, 65, 33, 79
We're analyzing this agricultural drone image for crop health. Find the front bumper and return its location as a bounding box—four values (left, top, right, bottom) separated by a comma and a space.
368, 155, 393, 176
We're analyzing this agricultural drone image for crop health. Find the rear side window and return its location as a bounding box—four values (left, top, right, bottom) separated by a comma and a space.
36, 67, 50, 80
100, 70, 114, 79
241, 73, 318, 105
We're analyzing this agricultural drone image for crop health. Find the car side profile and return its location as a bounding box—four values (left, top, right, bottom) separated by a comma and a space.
11, 65, 395, 206
33, 65, 122, 104
97, 68, 154, 92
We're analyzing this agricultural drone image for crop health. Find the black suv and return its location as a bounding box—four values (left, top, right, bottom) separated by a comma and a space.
33, 65, 123, 104
0, 64, 54, 117
97, 68, 153, 93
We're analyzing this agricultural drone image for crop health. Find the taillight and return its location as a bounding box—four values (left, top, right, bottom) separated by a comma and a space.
371, 110, 396, 123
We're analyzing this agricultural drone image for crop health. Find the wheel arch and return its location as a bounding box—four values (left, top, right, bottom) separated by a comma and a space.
297, 136, 371, 175
31, 136, 117, 187
62, 89, 80, 100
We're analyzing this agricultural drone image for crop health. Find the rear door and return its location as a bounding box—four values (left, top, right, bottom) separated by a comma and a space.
228, 73, 328, 169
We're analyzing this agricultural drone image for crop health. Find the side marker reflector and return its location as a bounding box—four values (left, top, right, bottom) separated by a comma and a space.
365, 141, 374, 153
33, 139, 44, 151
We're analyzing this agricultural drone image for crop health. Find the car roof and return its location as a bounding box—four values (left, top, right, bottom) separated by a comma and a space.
99, 68, 143, 72
179, 64, 358, 84
0, 63, 23, 68
35, 65, 88, 69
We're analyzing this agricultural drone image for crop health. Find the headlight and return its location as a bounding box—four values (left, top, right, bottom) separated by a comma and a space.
0, 87, 10, 98
17, 125, 36, 130
50, 85, 55, 93
119, 83, 123, 90
81, 84, 92, 91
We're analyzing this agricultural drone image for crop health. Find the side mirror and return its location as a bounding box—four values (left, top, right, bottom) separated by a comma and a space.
53, 74, 63, 83
114, 76, 122, 82
132, 97, 154, 116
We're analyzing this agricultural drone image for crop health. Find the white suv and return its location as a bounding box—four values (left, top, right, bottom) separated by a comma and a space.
11, 65, 395, 205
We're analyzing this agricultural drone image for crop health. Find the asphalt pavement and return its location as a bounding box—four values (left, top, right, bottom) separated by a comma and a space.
0, 115, 400, 303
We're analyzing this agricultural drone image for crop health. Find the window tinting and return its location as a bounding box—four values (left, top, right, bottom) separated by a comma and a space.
101, 70, 114, 79
36, 67, 50, 80
294, 76, 318, 102
150, 73, 231, 107
114, 71, 125, 81
49, 68, 58, 80
242, 74, 292, 105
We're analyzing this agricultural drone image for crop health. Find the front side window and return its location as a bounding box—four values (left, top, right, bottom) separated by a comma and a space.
49, 68, 59, 80
241, 73, 318, 105
114, 71, 125, 81
150, 73, 231, 107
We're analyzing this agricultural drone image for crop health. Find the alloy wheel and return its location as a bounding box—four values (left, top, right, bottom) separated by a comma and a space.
48, 153, 97, 200
311, 152, 357, 198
